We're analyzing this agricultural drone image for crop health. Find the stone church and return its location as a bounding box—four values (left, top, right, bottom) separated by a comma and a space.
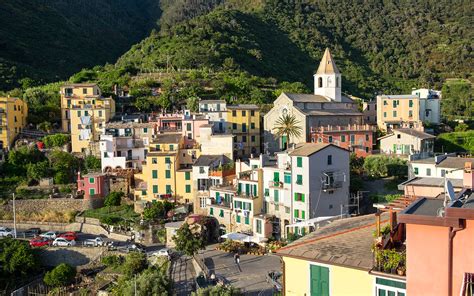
264, 48, 363, 153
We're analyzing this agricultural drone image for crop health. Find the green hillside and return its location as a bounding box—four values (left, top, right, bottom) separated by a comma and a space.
0, 0, 161, 90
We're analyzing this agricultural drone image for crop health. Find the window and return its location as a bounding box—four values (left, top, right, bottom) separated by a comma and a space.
294, 209, 299, 218
242, 136, 247, 142
274, 204, 279, 211
250, 122, 255, 129
84, 111, 89, 116
165, 170, 171, 179
336, 77, 339, 87
210, 208, 214, 216
384, 100, 388, 105
165, 157, 171, 164
98, 110, 102, 117
89, 188, 95, 196
327, 155, 332, 165
199, 167, 205, 174
393, 100, 398, 108
142, 190, 147, 196
166, 185, 172, 194
297, 157, 303, 168
232, 110, 237, 117
318, 77, 323, 88
169, 144, 174, 151
350, 135, 355, 144
310, 265, 330, 296
393, 111, 397, 117
232, 123, 237, 130
242, 111, 246, 116
251, 135, 255, 142
375, 277, 406, 296
236, 215, 241, 223
274, 190, 279, 202
301, 211, 305, 219
273, 172, 280, 182
77, 111, 81, 117
296, 175, 303, 185
414, 167, 419, 175
152, 158, 157, 164
245, 215, 250, 225
156, 144, 161, 151
366, 134, 369, 141
409, 100, 413, 107
219, 209, 224, 217
265, 189, 269, 196
441, 169, 446, 177
153, 185, 158, 194
328, 136, 333, 143
143, 128, 148, 133
89, 178, 95, 184
409, 110, 413, 118
256, 219, 262, 234
384, 112, 387, 118
185, 172, 191, 180
242, 123, 247, 132
83, 88, 87, 94
397, 134, 401, 139
294, 193, 305, 202
187, 123, 192, 131
285, 207, 290, 214
152, 170, 158, 179
426, 168, 431, 176
341, 135, 346, 142
284, 173, 291, 184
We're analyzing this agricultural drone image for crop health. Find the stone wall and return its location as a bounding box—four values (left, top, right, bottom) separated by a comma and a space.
2, 198, 85, 213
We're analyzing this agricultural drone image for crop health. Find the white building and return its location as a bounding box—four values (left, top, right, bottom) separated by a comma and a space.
409, 154, 474, 179
412, 88, 441, 124
379, 129, 435, 158
199, 124, 233, 159
262, 143, 350, 237
99, 122, 154, 171
198, 100, 227, 133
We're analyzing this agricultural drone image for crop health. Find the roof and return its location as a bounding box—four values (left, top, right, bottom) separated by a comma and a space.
277, 213, 388, 270
226, 104, 259, 110
437, 157, 474, 169
283, 93, 355, 104
300, 108, 363, 116
401, 198, 444, 216
62, 83, 98, 88
106, 122, 153, 129
289, 143, 347, 157
193, 155, 223, 167
399, 177, 464, 188
199, 100, 226, 104
378, 94, 418, 99
380, 129, 435, 140
165, 221, 184, 229
316, 48, 340, 75
153, 133, 182, 144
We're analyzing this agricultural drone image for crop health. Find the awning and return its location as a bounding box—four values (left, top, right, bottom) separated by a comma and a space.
286, 216, 339, 228
220, 232, 249, 242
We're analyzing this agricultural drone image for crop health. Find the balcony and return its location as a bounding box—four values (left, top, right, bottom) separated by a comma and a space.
126, 156, 140, 161
210, 198, 232, 209
268, 181, 283, 188
372, 223, 406, 277
236, 192, 258, 200
322, 181, 343, 191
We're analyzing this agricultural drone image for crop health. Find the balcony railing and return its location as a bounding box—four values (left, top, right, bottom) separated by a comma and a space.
269, 181, 283, 188
322, 181, 343, 191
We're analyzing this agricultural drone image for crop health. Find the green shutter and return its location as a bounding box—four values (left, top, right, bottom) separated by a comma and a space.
238, 183, 242, 193
297, 157, 302, 167
185, 172, 191, 180
294, 209, 299, 218
153, 185, 158, 194
245, 184, 250, 195
166, 185, 171, 194
185, 185, 191, 193
245, 216, 249, 225
210, 208, 214, 216
219, 209, 224, 217
152, 170, 158, 179
301, 210, 305, 219
236, 215, 241, 223
310, 265, 329, 296
89, 188, 95, 195
273, 172, 280, 182
165, 170, 171, 179
274, 190, 279, 202
284, 173, 291, 184
253, 184, 257, 196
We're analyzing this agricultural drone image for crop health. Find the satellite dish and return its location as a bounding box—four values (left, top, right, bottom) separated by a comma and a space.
446, 180, 456, 202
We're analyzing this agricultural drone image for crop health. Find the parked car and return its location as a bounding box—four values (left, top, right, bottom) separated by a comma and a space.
0, 227, 15, 238
29, 237, 51, 247
124, 243, 146, 253
40, 231, 58, 240
24, 228, 42, 237
266, 271, 282, 292
58, 232, 78, 241
152, 248, 172, 259
83, 237, 106, 247
52, 238, 76, 247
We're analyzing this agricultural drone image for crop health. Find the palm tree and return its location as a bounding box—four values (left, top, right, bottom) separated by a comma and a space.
273, 114, 302, 149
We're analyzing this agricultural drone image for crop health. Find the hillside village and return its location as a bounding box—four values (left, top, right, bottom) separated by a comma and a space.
0, 46, 473, 296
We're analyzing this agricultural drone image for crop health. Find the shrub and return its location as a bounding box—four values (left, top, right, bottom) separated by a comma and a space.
100, 216, 121, 225
42, 134, 70, 148
101, 255, 123, 267
454, 122, 469, 132
122, 252, 147, 277
104, 191, 124, 207
44, 263, 76, 287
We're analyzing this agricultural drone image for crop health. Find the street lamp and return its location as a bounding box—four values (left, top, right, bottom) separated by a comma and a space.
12, 193, 17, 238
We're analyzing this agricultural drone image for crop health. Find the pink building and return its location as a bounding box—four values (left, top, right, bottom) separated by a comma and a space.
77, 172, 108, 199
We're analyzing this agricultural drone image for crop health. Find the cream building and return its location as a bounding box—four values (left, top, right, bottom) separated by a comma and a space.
0, 97, 28, 153
60, 84, 115, 154
379, 129, 435, 157
376, 94, 423, 131
264, 48, 362, 153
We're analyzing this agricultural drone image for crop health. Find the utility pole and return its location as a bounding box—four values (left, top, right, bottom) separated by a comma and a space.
134, 274, 137, 296
12, 193, 17, 238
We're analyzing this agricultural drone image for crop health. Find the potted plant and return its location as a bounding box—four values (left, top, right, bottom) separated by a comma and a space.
397, 265, 406, 276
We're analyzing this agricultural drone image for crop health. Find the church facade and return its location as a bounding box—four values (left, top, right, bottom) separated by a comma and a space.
264, 48, 363, 153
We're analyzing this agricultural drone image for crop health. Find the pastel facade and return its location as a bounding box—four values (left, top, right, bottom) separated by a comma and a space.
264, 49, 362, 153
376, 94, 423, 131
77, 172, 109, 199
199, 125, 234, 159
226, 104, 261, 158
412, 88, 441, 124
362, 100, 377, 125
0, 96, 28, 151
379, 129, 435, 157
198, 100, 227, 133
60, 84, 115, 154
310, 124, 376, 157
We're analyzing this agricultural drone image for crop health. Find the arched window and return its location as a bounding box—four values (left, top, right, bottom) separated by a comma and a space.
318, 77, 323, 88
336, 77, 340, 88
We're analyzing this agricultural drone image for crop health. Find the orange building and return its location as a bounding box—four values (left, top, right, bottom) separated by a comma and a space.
310, 124, 375, 157
398, 163, 474, 296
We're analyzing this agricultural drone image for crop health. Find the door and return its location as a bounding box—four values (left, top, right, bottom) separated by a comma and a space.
310, 265, 329, 296
281, 135, 288, 150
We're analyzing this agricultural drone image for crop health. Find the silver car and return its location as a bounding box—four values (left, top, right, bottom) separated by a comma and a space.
52, 238, 76, 247
0, 227, 15, 238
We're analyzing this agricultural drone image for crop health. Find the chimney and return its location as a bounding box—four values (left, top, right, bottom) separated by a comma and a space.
463, 162, 474, 189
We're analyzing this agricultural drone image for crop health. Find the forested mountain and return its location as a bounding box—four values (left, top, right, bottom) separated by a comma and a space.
114, 0, 473, 99
0, 0, 160, 90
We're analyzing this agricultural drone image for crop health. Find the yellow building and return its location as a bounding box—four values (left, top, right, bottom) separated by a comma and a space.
376, 94, 422, 131
0, 96, 28, 150
227, 104, 261, 158
136, 133, 198, 204
277, 213, 405, 296
60, 84, 115, 154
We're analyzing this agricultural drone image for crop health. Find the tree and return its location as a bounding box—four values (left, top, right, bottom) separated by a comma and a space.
186, 96, 199, 112
0, 239, 39, 277
27, 161, 51, 181
43, 263, 76, 287
122, 252, 147, 278
192, 285, 242, 296
48, 150, 80, 184
85, 155, 101, 171
173, 223, 205, 256
143, 201, 174, 221
37, 121, 53, 133
273, 114, 302, 148
104, 191, 124, 207
42, 134, 70, 148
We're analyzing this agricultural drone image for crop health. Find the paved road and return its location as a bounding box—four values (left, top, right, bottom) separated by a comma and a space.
171, 256, 196, 296
200, 247, 281, 295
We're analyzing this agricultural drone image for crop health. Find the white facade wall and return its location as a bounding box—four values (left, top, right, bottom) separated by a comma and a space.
199, 126, 233, 159
313, 73, 342, 102
199, 101, 227, 133
419, 98, 441, 124
409, 163, 465, 179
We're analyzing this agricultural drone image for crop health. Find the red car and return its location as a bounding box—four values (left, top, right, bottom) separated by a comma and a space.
29, 237, 51, 247
58, 232, 78, 241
